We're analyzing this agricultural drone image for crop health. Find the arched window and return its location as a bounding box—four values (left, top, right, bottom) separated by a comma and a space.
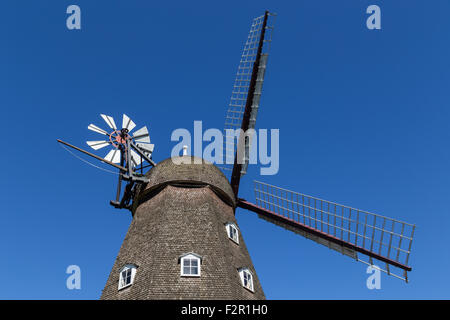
118, 264, 137, 290
238, 268, 254, 292
225, 222, 239, 244
179, 253, 202, 277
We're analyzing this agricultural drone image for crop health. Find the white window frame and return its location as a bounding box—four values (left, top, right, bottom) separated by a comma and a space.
225, 222, 239, 244
118, 264, 137, 290
238, 268, 254, 292
180, 253, 201, 277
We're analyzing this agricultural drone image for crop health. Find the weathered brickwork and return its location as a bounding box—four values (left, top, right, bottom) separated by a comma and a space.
100, 156, 265, 300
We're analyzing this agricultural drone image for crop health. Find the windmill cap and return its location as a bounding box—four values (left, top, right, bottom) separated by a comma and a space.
133, 156, 236, 209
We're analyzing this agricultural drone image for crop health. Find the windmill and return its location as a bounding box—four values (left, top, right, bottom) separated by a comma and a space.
57, 11, 415, 300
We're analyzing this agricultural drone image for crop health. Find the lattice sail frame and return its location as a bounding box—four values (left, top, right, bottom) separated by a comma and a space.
253, 181, 416, 281
221, 12, 276, 177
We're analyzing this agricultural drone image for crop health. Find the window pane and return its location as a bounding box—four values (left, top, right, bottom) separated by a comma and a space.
191, 267, 198, 275
183, 266, 190, 275
242, 270, 252, 289
183, 259, 191, 267
244, 272, 252, 289
191, 259, 198, 267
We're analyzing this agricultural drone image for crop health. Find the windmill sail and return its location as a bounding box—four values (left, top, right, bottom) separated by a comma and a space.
238, 181, 415, 282
221, 11, 275, 197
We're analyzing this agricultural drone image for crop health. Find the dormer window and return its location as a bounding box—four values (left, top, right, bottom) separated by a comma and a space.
225, 222, 239, 244
238, 268, 254, 292
179, 253, 202, 277
118, 264, 137, 290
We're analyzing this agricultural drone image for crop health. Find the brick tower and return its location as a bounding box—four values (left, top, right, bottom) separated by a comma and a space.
100, 156, 265, 299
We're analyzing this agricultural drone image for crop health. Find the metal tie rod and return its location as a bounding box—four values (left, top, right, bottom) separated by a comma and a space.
57, 139, 127, 172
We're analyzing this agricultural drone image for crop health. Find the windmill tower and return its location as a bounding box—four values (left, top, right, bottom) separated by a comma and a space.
101, 156, 264, 299
58, 11, 416, 300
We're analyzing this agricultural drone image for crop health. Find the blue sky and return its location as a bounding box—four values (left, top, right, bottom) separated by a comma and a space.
1, 0, 449, 299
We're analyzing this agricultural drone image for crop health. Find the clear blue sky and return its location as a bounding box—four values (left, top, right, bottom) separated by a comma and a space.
1, 0, 449, 299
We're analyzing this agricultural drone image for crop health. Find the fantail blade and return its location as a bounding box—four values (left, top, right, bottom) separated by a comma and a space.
136, 142, 154, 154
88, 124, 108, 135
104, 148, 121, 163
86, 140, 111, 150
132, 126, 150, 143
100, 114, 117, 130
122, 114, 136, 132
130, 149, 143, 167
